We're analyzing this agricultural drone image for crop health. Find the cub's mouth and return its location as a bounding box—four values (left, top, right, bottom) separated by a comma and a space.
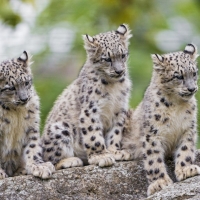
19, 101, 29, 106
15, 99, 30, 106
110, 71, 125, 79
179, 92, 196, 99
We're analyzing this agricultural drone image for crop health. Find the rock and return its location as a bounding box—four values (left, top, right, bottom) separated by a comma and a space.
0, 151, 200, 200
145, 176, 200, 200
144, 150, 200, 200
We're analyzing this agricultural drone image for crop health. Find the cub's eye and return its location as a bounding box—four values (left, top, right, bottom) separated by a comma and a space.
175, 75, 184, 80
9, 86, 15, 91
104, 58, 112, 62
1, 86, 15, 92
122, 54, 126, 59
1, 88, 6, 92
174, 73, 184, 80
25, 81, 29, 86
193, 72, 197, 77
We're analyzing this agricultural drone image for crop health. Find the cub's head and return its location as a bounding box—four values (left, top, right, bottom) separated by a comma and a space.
0, 51, 33, 108
152, 44, 199, 101
83, 24, 132, 81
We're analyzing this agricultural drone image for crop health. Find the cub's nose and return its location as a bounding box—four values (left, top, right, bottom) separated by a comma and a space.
187, 87, 196, 93
115, 70, 123, 75
20, 96, 28, 102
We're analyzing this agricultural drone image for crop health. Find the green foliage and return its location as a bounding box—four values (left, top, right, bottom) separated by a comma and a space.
35, 0, 200, 148
0, 0, 21, 26
3, 0, 200, 148
37, 0, 165, 54
0, 0, 35, 26
34, 77, 68, 132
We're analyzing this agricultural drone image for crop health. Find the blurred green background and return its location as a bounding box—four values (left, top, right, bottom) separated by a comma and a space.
1, 0, 200, 147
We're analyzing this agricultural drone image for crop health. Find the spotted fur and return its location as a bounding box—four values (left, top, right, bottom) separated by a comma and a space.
42, 24, 132, 169
0, 52, 55, 179
122, 44, 200, 196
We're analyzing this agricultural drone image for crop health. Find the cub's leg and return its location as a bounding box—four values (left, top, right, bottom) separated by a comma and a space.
43, 122, 83, 170
174, 131, 200, 181
79, 104, 115, 167
143, 139, 173, 196
106, 110, 132, 161
23, 127, 55, 179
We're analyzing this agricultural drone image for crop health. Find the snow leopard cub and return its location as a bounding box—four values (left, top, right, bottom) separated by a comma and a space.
42, 24, 132, 169
0, 51, 55, 179
122, 44, 200, 196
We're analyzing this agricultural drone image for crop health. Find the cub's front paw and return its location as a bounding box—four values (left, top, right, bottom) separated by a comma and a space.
175, 164, 200, 181
110, 149, 132, 161
147, 176, 173, 196
0, 168, 8, 179
88, 152, 115, 167
14, 167, 27, 176
55, 157, 83, 170
28, 162, 55, 179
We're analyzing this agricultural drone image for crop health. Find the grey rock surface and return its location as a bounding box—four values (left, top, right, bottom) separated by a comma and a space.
0, 151, 200, 200
145, 176, 200, 200
145, 150, 200, 200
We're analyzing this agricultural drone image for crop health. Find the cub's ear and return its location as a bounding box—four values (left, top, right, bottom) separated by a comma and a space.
151, 54, 164, 63
82, 34, 99, 50
85, 34, 94, 43
116, 24, 128, 35
18, 51, 28, 62
184, 44, 199, 61
116, 24, 132, 48
18, 51, 33, 68
151, 54, 165, 69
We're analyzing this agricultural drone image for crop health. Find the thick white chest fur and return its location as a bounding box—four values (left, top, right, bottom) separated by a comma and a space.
99, 80, 130, 133
0, 95, 39, 164
155, 102, 196, 153
0, 108, 27, 156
